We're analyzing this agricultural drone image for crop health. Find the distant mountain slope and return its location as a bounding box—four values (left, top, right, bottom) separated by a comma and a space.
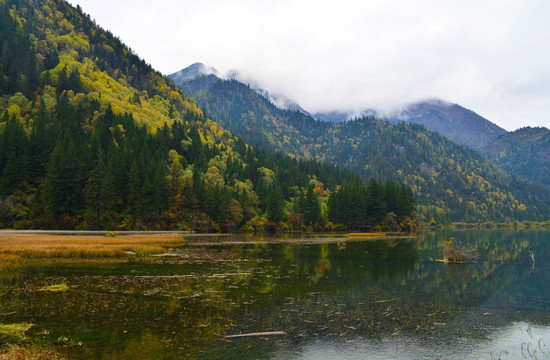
175, 74, 332, 155
484, 127, 550, 187
197, 66, 506, 149
172, 70, 550, 222
380, 100, 507, 149
313, 111, 350, 123
253, 87, 310, 114
170, 64, 309, 114
307, 118, 550, 222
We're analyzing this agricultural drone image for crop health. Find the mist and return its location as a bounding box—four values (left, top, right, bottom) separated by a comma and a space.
71, 0, 550, 131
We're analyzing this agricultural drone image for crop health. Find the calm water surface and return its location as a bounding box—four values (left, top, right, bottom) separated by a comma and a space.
1, 230, 549, 359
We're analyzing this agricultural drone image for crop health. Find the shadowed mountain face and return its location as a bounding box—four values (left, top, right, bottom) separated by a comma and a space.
171, 67, 550, 222
312, 100, 507, 149
484, 127, 550, 187
380, 100, 507, 149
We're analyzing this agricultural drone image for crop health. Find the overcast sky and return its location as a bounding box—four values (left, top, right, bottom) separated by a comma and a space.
69, 0, 550, 131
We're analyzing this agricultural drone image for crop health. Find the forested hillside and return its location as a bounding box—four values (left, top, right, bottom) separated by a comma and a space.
174, 73, 550, 223
177, 75, 331, 155
0, 0, 416, 231
484, 127, 550, 187
316, 119, 550, 222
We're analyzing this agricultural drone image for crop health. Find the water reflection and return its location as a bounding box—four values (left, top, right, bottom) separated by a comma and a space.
0, 230, 549, 359
272, 322, 550, 360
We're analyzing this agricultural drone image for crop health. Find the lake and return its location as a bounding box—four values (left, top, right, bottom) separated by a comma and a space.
1, 230, 549, 359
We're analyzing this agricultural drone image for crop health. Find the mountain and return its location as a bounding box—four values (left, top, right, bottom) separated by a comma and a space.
192, 66, 506, 149
379, 103, 549, 186
373, 100, 507, 149
313, 111, 350, 123
172, 70, 550, 222
484, 127, 550, 187
175, 75, 331, 154
169, 64, 309, 114
0, 0, 412, 232
253, 87, 309, 114
169, 62, 218, 84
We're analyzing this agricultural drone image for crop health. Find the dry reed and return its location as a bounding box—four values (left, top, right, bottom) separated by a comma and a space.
0, 254, 19, 269
0, 234, 186, 268
0, 344, 66, 360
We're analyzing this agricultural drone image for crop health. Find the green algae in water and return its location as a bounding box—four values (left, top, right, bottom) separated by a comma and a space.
0, 323, 33, 341
39, 283, 69, 292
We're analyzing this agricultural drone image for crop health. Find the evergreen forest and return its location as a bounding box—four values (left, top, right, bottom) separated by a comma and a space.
176, 74, 550, 223
0, 0, 416, 232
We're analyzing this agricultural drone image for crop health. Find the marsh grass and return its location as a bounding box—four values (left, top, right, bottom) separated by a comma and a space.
0, 234, 187, 268
0, 344, 66, 360
0, 253, 19, 269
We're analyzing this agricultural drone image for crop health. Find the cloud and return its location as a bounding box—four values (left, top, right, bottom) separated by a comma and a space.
71, 0, 550, 131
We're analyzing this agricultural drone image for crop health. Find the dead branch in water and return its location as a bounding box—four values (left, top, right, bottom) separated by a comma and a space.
224, 331, 286, 338
443, 238, 476, 263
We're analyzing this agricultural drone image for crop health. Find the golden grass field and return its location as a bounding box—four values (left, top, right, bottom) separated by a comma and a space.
0, 233, 187, 269
0, 233, 190, 359
344, 232, 386, 237
0, 344, 66, 360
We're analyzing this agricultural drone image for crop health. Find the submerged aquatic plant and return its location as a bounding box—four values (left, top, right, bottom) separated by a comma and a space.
39, 284, 69, 292
443, 238, 476, 263
0, 323, 33, 341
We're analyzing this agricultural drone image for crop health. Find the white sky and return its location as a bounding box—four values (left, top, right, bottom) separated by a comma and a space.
69, 0, 550, 131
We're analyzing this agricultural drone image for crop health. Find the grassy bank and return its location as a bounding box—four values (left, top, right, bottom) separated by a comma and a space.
0, 233, 187, 269
0, 344, 66, 360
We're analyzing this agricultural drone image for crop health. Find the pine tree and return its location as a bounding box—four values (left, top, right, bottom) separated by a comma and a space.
56, 65, 69, 94
266, 186, 285, 222
365, 179, 386, 226
304, 185, 321, 225
0, 115, 28, 195
67, 68, 83, 93
28, 100, 53, 184
85, 150, 107, 229
0, 153, 19, 196
42, 134, 80, 220
126, 159, 143, 219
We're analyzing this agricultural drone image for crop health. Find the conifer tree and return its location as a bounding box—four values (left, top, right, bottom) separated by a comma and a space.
42, 134, 80, 218
266, 186, 285, 222
304, 185, 321, 225
85, 150, 107, 229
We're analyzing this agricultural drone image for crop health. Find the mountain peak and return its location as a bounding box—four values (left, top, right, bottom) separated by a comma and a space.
169, 63, 218, 83
171, 64, 309, 114
379, 100, 507, 148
